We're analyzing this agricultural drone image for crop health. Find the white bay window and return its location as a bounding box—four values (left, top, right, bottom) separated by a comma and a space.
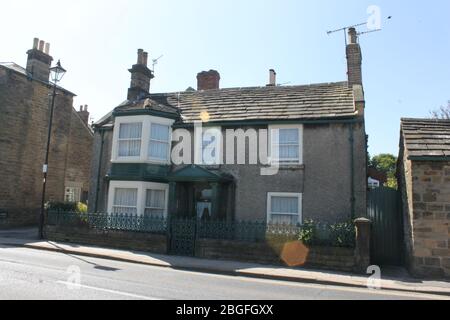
112, 115, 174, 164
267, 192, 302, 225
107, 181, 169, 217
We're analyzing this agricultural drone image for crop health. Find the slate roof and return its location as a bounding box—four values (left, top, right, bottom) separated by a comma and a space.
110, 81, 357, 125
401, 118, 450, 159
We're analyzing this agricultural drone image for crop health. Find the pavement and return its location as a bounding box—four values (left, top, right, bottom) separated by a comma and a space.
0, 227, 449, 297
2, 245, 445, 300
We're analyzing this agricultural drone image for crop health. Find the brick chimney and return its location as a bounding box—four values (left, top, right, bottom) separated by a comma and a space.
346, 28, 363, 87
197, 70, 220, 91
26, 38, 53, 82
77, 105, 90, 125
127, 49, 154, 101
267, 69, 277, 86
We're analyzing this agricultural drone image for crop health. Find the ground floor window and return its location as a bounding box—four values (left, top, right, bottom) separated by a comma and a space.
145, 189, 166, 218
267, 192, 302, 225
64, 186, 81, 203
112, 188, 138, 214
107, 181, 169, 217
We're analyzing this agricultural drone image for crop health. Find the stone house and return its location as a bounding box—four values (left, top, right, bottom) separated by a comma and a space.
89, 28, 367, 225
398, 118, 450, 278
0, 38, 94, 228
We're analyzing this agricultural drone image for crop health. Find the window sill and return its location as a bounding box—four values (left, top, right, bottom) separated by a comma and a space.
262, 164, 305, 171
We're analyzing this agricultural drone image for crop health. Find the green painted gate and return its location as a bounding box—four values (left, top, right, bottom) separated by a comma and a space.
367, 187, 404, 266
168, 218, 197, 256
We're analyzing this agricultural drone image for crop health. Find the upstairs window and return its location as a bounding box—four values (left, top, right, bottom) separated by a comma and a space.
148, 123, 170, 161
270, 125, 303, 164
118, 122, 142, 158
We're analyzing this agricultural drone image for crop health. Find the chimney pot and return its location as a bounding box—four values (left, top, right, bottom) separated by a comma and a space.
137, 49, 144, 64
348, 27, 358, 44
143, 52, 148, 66
44, 43, 50, 55
268, 69, 277, 86
197, 70, 220, 91
84, 105, 88, 111
79, 105, 83, 111
33, 38, 39, 49
38, 40, 45, 51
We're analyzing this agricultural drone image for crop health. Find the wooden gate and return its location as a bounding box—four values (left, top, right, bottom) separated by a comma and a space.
367, 187, 404, 266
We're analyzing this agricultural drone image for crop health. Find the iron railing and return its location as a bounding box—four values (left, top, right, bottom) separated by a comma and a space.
46, 211, 354, 247
46, 210, 167, 234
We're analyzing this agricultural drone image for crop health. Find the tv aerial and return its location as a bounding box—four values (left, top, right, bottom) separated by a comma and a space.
152, 55, 164, 72
327, 16, 392, 45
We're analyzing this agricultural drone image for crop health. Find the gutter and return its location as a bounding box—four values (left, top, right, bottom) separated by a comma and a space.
349, 123, 356, 219
94, 129, 106, 213
172, 117, 363, 128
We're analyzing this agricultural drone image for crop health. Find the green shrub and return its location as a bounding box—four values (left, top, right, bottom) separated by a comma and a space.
299, 219, 355, 248
47, 201, 87, 213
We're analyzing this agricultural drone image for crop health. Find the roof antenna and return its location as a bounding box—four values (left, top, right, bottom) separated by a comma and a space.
327, 16, 392, 45
152, 55, 164, 72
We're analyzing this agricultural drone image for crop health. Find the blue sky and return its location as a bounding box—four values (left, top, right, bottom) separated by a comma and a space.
1, 0, 449, 156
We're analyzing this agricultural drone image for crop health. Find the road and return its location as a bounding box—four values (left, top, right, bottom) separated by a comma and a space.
0, 245, 446, 300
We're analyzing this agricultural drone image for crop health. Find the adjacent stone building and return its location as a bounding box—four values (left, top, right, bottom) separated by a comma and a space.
89, 28, 367, 226
0, 38, 94, 228
398, 118, 450, 278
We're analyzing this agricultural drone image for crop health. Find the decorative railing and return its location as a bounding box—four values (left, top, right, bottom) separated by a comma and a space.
45, 211, 354, 247
46, 210, 167, 234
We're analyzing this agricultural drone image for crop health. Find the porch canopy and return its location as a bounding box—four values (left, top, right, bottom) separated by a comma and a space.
167, 165, 234, 219
167, 165, 234, 183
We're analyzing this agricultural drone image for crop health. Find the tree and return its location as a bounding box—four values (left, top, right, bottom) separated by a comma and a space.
369, 154, 398, 189
430, 101, 450, 119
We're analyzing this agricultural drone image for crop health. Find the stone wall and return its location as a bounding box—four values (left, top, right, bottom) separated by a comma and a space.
196, 238, 356, 272
402, 160, 450, 278
44, 218, 371, 273
44, 225, 167, 254
0, 66, 93, 228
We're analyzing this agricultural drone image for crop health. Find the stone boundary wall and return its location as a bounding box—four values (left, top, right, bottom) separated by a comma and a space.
408, 161, 450, 278
44, 225, 167, 254
196, 238, 356, 272
44, 218, 371, 273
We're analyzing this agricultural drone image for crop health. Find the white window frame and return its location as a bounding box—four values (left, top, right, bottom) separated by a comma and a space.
116, 121, 143, 160
148, 122, 171, 163
112, 187, 138, 214
195, 126, 223, 165
107, 181, 169, 217
267, 192, 303, 225
268, 124, 303, 165
144, 189, 167, 217
111, 115, 174, 164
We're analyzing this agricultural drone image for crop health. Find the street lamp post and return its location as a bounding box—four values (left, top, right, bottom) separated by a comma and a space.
38, 60, 66, 239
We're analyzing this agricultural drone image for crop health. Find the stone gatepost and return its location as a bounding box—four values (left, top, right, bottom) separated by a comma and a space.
354, 218, 372, 273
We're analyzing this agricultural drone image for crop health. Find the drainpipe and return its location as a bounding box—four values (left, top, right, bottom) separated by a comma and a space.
94, 129, 106, 213
349, 123, 356, 219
